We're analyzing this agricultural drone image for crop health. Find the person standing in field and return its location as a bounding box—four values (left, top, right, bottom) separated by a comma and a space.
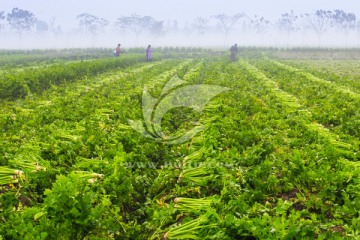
230, 43, 238, 61
114, 44, 122, 57
146, 45, 153, 61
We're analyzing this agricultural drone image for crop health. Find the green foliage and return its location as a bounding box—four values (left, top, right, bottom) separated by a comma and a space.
0, 54, 142, 100
0, 49, 359, 239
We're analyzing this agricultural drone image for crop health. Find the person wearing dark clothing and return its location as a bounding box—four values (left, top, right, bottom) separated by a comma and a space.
230, 44, 238, 61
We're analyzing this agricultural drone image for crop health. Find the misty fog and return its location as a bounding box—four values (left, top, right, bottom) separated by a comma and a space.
1, 8, 360, 49
2, 31, 360, 50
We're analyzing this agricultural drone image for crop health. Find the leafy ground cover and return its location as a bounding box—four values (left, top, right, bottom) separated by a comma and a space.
0, 49, 359, 239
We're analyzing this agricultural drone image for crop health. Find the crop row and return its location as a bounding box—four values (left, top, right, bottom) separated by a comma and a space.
269, 59, 360, 99
241, 60, 359, 154
250, 58, 360, 140
0, 54, 146, 101
140, 58, 360, 239
1, 56, 360, 239
277, 59, 360, 93
0, 59, 189, 164
0, 58, 202, 238
0, 48, 131, 68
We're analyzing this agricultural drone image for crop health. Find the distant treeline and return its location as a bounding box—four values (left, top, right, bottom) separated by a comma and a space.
0, 8, 359, 47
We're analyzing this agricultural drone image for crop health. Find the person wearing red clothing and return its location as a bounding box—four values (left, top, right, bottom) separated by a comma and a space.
114, 44, 122, 57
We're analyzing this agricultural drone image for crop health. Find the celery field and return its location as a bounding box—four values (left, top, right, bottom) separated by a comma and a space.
0, 48, 360, 239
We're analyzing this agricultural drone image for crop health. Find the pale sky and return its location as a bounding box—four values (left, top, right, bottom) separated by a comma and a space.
1, 0, 359, 30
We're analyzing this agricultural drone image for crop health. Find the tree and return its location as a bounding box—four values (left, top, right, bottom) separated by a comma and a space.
0, 11, 5, 31
212, 13, 244, 44
302, 10, 334, 47
332, 9, 356, 46
7, 8, 37, 37
165, 20, 179, 33
149, 20, 165, 36
249, 15, 271, 34
278, 10, 298, 47
172, 20, 179, 33
192, 17, 209, 35
77, 13, 108, 37
115, 14, 156, 43
36, 20, 49, 34
48, 17, 62, 37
